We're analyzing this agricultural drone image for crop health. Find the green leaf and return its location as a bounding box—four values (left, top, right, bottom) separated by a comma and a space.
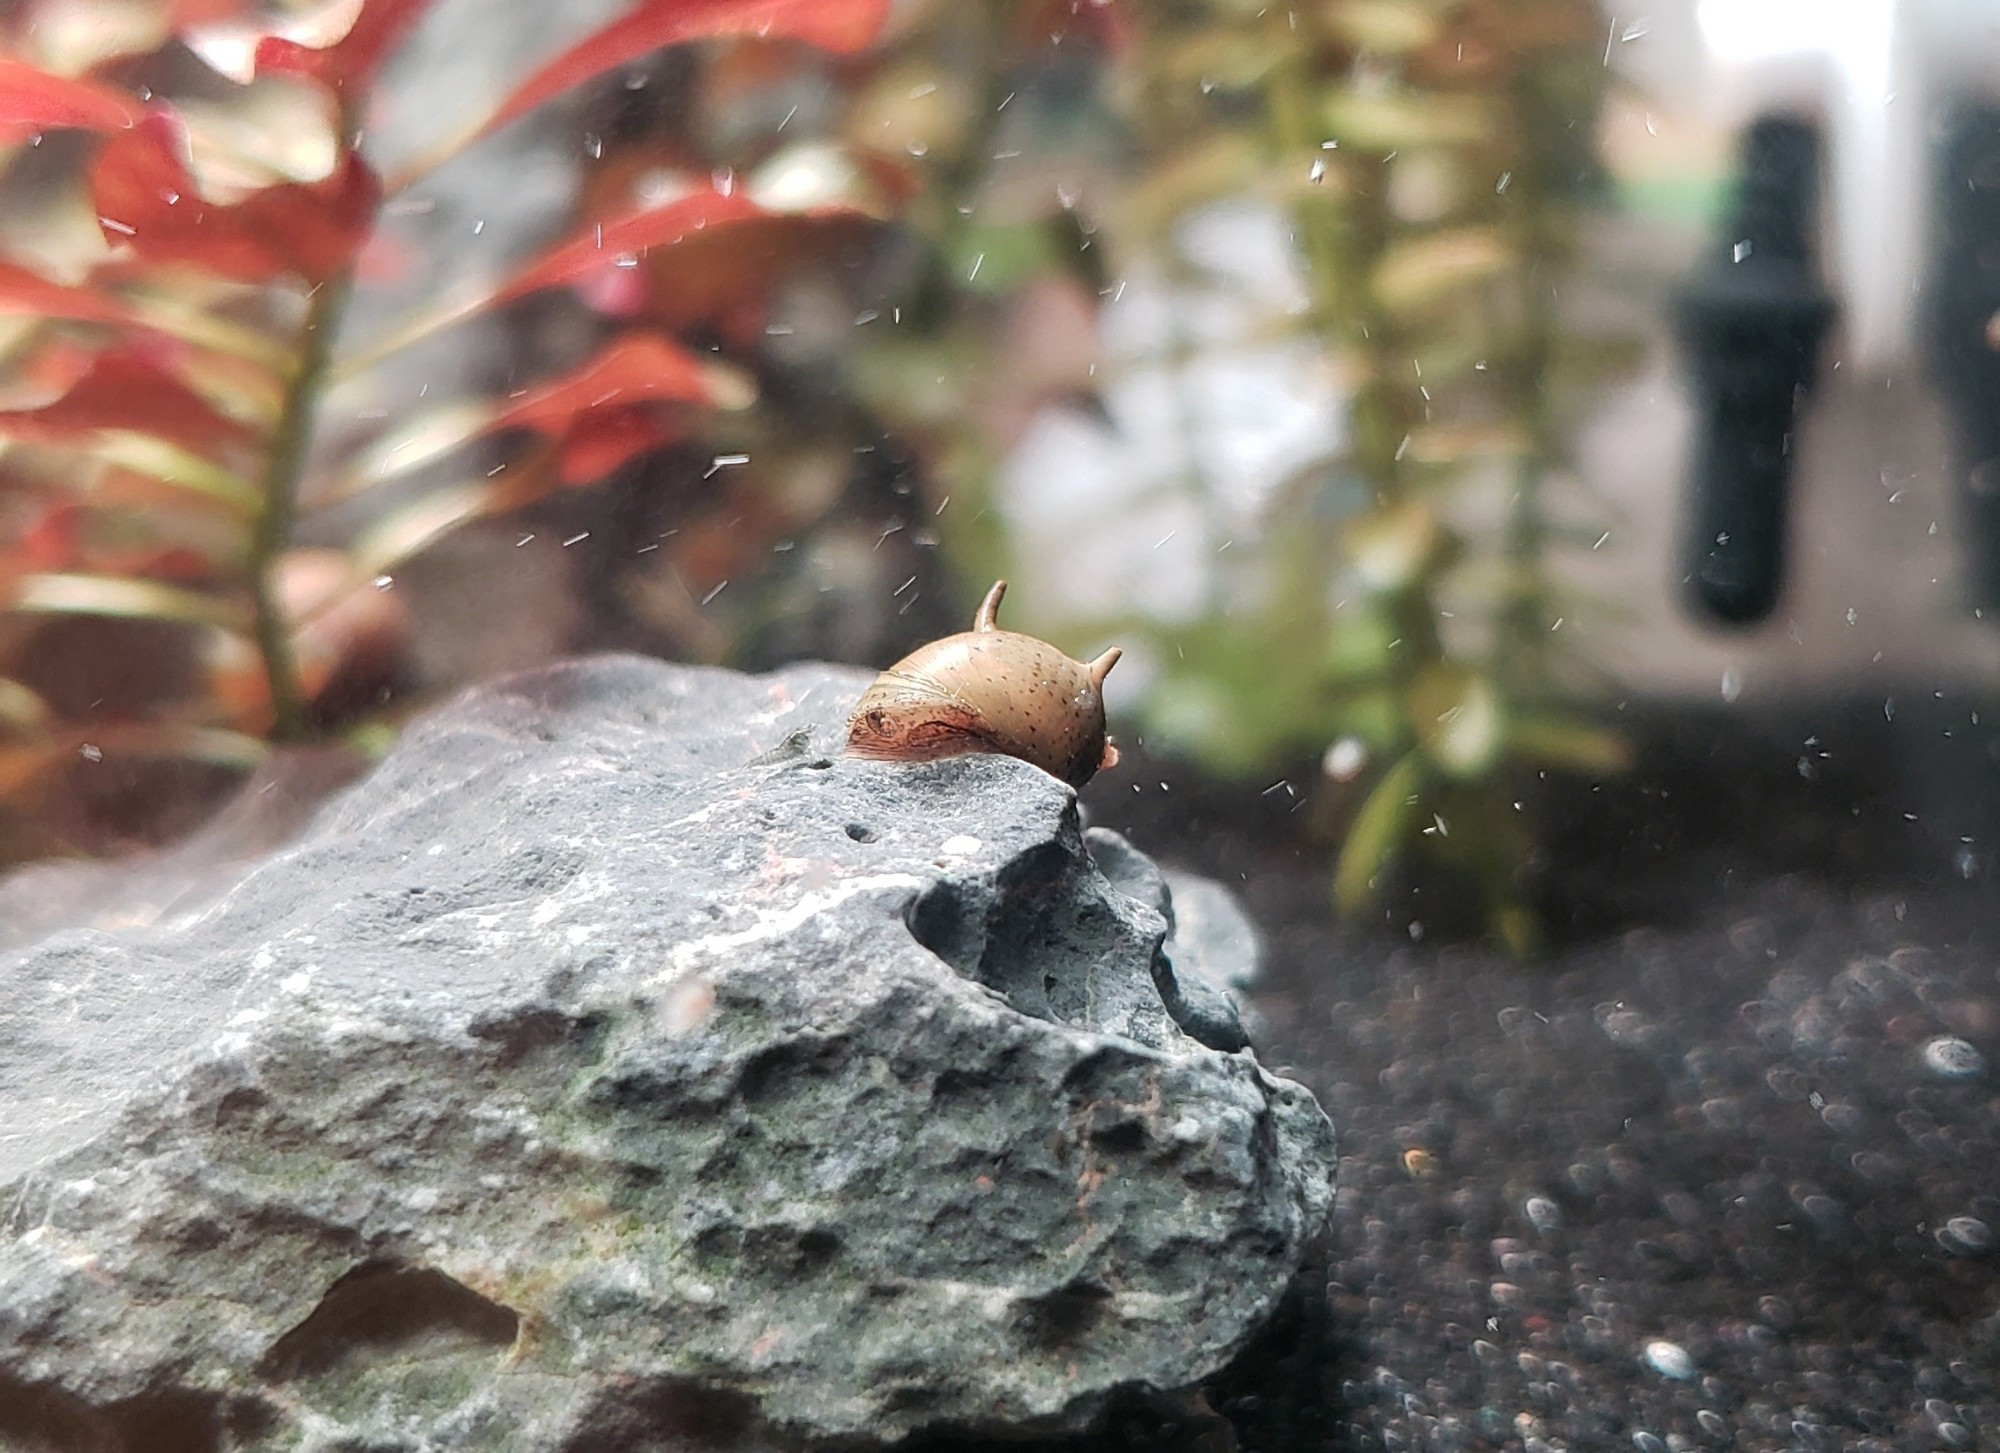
1408, 661, 1505, 778
1551, 329, 1648, 381
1404, 420, 1531, 466
1490, 901, 1542, 958
1371, 226, 1514, 312
946, 222, 1059, 297
317, 400, 498, 504
88, 430, 261, 511
1326, 687, 1402, 750
1344, 499, 1447, 592
342, 720, 402, 760
1428, 784, 1543, 957
1325, 0, 1443, 53
1323, 605, 1398, 683
347, 483, 488, 577
1116, 132, 1267, 237
846, 333, 981, 429
1333, 749, 1427, 916
80, 721, 267, 769
11, 573, 248, 629
1323, 89, 1492, 151
1155, 28, 1298, 92
1507, 711, 1628, 774
1405, 337, 1494, 388
0, 677, 51, 736
124, 289, 293, 369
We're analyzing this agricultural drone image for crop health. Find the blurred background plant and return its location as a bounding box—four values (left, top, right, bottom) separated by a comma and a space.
1077, 0, 1637, 951
813, 0, 1638, 948
0, 0, 1634, 951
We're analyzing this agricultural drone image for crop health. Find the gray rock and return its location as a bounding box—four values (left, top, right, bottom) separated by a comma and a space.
0, 657, 1335, 1450
1084, 827, 1255, 1054
1160, 870, 1266, 995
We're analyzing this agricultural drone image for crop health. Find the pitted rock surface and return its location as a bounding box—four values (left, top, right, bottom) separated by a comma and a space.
0, 657, 1334, 1451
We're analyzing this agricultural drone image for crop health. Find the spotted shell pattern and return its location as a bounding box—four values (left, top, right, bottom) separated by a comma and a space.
844, 581, 1121, 789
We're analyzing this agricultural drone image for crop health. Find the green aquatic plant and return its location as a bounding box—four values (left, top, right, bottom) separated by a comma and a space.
1109, 0, 1632, 949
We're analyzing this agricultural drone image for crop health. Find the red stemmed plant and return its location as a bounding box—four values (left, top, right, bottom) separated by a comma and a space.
0, 0, 892, 847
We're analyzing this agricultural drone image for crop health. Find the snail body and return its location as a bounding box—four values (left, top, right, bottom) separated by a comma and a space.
845, 581, 1121, 788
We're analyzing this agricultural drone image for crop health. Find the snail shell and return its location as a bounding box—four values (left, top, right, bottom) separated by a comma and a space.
844, 581, 1121, 788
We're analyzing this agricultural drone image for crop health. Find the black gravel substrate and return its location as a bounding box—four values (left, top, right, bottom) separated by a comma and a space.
1039, 696, 2000, 1452
1214, 873, 1999, 1453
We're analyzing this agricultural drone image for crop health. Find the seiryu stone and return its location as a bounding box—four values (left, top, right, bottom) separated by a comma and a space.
0, 658, 1334, 1451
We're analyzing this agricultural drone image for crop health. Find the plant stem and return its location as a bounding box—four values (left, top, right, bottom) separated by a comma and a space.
1498, 74, 1561, 693
252, 274, 351, 742
1260, 55, 1350, 651
1266, 52, 1443, 699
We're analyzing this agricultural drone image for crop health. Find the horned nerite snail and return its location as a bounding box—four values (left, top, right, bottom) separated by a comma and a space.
844, 581, 1122, 789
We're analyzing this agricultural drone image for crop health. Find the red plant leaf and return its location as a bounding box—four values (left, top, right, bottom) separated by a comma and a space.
18, 503, 84, 571
353, 226, 421, 285
498, 333, 718, 488
170, 0, 259, 23
0, 56, 141, 136
255, 0, 440, 91
496, 332, 721, 433
574, 259, 651, 318
335, 333, 730, 505
551, 408, 679, 486
493, 186, 765, 306
483, 0, 892, 140
90, 543, 219, 583
0, 351, 256, 459
11, 337, 101, 400
92, 114, 380, 284
0, 262, 134, 328
624, 210, 877, 343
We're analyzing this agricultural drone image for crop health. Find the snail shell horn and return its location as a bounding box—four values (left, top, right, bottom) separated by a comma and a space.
974, 580, 1008, 632
981, 581, 1121, 762
1088, 646, 1120, 769
978, 582, 1122, 686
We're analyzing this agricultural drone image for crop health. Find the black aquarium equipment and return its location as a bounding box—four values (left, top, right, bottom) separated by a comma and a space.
1672, 116, 1836, 625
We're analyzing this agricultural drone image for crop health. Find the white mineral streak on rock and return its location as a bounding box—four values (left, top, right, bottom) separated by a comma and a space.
656, 872, 927, 982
